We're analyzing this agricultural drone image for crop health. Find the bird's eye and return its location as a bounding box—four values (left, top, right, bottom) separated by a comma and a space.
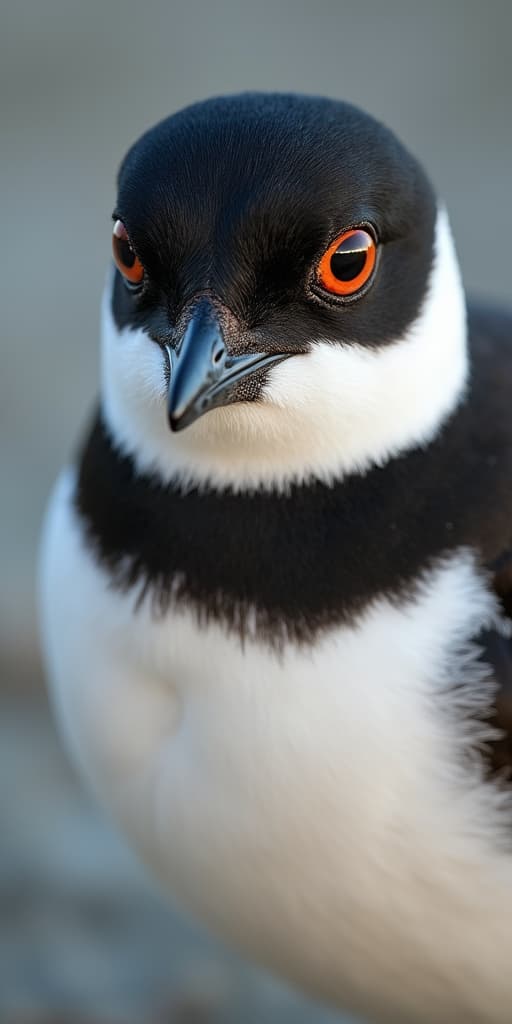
317, 228, 376, 297
112, 220, 144, 286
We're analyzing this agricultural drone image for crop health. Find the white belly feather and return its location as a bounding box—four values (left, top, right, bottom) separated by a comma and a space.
40, 471, 512, 1023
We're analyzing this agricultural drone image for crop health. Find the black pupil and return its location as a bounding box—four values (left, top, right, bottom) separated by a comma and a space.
115, 235, 136, 269
330, 231, 370, 282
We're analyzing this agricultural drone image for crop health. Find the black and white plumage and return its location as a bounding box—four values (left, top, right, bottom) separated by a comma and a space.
40, 94, 512, 1023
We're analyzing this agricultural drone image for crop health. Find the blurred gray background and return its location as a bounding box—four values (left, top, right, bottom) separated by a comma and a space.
1, 0, 511, 1020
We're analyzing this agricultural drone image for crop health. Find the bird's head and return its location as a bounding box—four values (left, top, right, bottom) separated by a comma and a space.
102, 93, 467, 490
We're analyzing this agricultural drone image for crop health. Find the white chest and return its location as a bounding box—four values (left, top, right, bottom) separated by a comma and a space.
40, 472, 512, 1023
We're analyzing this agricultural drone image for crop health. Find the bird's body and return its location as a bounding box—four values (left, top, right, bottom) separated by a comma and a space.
40, 94, 512, 1023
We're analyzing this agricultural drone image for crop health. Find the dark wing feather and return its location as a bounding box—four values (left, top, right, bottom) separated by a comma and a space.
465, 304, 512, 779
482, 553, 512, 779
493, 551, 512, 620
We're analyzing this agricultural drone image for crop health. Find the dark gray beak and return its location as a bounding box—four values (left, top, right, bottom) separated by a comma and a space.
166, 299, 289, 432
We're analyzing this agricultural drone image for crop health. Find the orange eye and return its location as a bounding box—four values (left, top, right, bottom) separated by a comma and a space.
317, 228, 376, 297
112, 219, 144, 286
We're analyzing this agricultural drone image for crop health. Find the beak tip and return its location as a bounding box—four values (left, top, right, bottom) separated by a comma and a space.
168, 402, 201, 432
168, 411, 185, 433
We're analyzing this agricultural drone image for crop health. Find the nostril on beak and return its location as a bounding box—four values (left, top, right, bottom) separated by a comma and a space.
212, 337, 226, 367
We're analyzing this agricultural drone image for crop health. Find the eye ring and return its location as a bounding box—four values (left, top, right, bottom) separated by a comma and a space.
112, 219, 145, 288
316, 227, 377, 298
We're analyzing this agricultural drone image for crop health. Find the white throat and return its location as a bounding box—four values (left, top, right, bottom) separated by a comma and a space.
101, 206, 467, 493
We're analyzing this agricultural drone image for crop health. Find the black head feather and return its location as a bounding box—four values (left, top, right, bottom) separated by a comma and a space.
112, 93, 436, 352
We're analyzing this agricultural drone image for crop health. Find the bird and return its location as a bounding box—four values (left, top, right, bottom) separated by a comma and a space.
39, 92, 512, 1024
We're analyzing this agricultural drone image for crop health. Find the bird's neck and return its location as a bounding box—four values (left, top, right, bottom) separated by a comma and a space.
74, 378, 486, 649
